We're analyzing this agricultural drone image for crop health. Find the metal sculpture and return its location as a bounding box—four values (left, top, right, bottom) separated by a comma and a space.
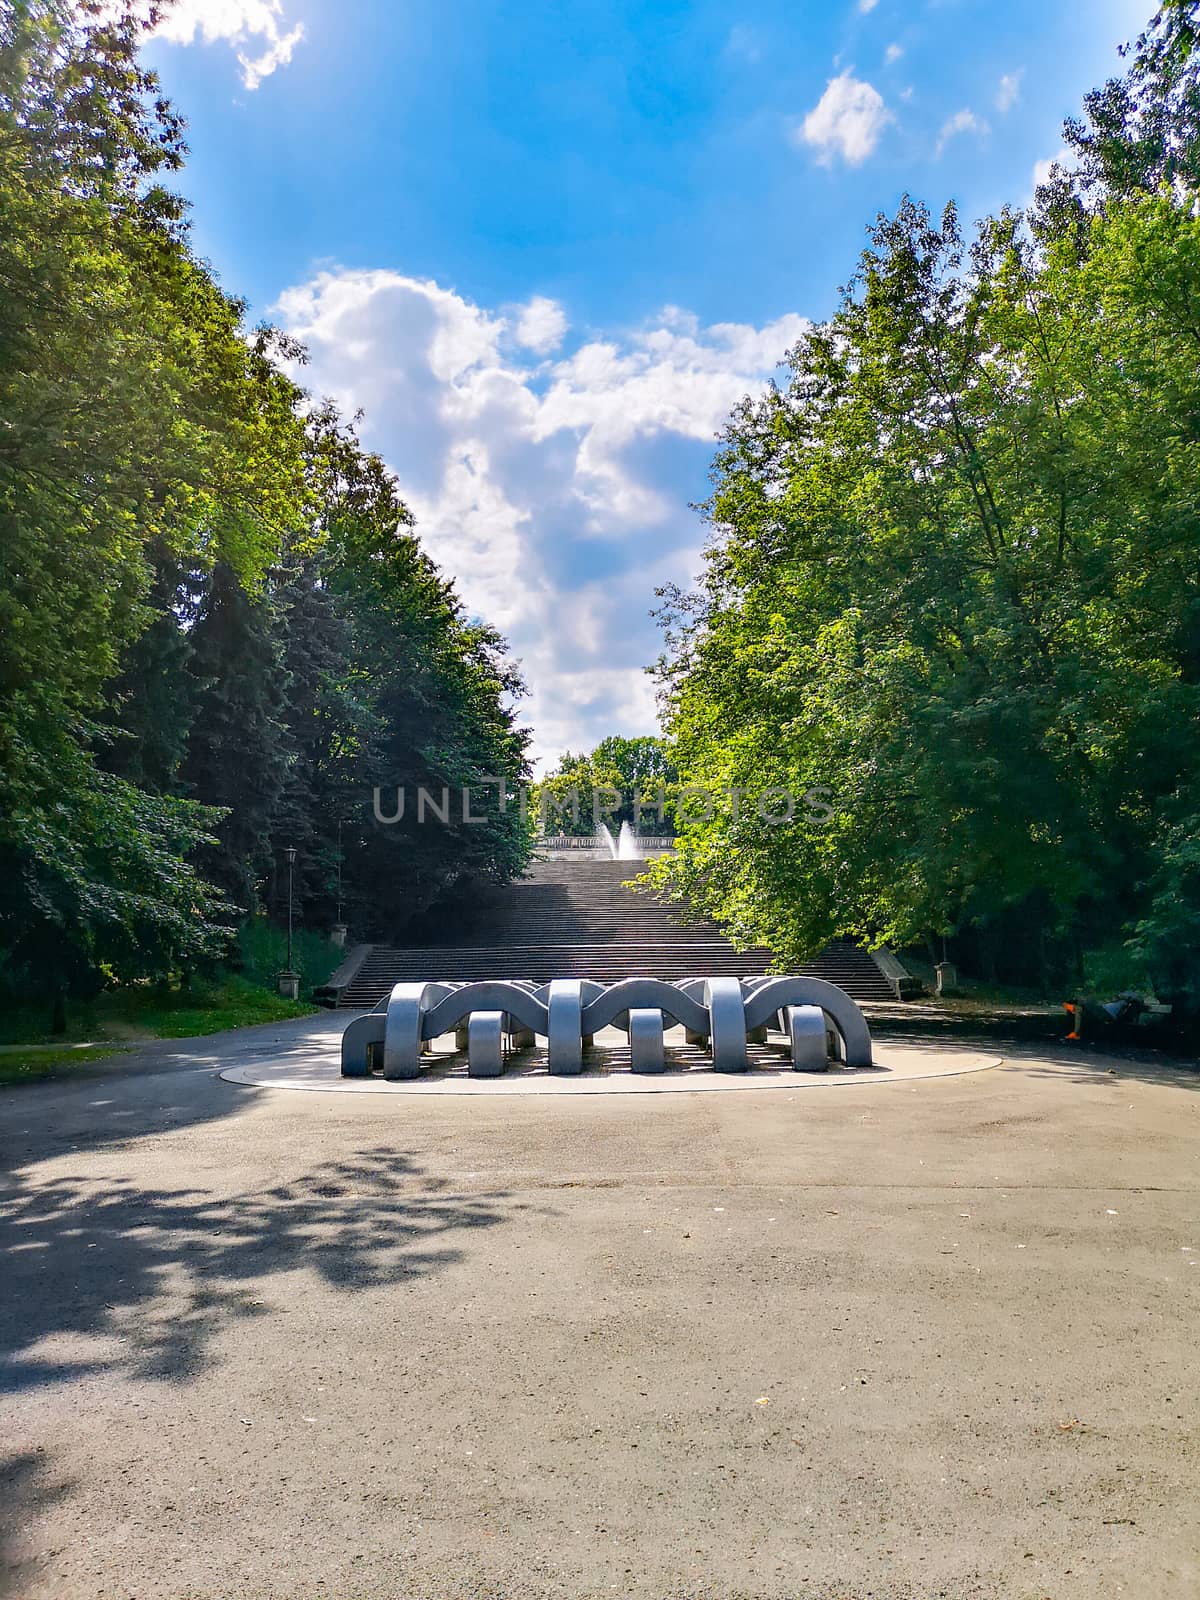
341, 976, 872, 1080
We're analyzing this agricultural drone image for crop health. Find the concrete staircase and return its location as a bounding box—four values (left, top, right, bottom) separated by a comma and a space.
331, 856, 897, 1007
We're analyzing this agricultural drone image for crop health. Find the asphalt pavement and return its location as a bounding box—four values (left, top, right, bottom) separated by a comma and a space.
1, 1012, 1196, 1599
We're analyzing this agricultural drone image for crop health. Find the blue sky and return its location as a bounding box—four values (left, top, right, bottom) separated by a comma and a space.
142, 0, 1150, 767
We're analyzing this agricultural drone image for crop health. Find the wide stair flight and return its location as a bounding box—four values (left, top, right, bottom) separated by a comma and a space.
331, 854, 897, 1007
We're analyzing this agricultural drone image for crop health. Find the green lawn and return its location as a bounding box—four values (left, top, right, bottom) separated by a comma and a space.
0, 975, 318, 1048
0, 1045, 129, 1087
108, 975, 319, 1039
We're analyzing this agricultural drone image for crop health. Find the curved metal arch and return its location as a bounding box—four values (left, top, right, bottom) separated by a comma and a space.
467, 1011, 505, 1077
742, 976, 873, 1068
674, 977, 711, 1043
739, 975, 781, 1030
422, 981, 549, 1041
341, 1011, 387, 1077
705, 975, 748, 1071
530, 980, 604, 1007
348, 971, 872, 1081
548, 978, 585, 1075
383, 981, 459, 1080
581, 978, 710, 1036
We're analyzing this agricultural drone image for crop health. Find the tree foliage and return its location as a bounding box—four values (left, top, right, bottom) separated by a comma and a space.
534, 736, 678, 834
649, 4, 1200, 1002
314, 411, 532, 932
0, 2, 531, 1017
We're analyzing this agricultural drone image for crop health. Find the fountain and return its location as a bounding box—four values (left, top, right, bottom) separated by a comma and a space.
591, 822, 645, 859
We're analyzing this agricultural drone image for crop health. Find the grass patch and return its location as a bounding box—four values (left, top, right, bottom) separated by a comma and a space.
0, 918, 343, 1046
236, 919, 344, 991
0, 1045, 128, 1087
898, 953, 1061, 1009
0, 974, 318, 1047
118, 974, 318, 1039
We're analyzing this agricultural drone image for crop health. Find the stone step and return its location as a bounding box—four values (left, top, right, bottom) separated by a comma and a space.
339, 945, 894, 1006
335, 856, 900, 1007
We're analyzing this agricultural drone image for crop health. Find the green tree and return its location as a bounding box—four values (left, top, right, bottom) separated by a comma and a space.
0, 2, 536, 1013
181, 562, 290, 912
264, 555, 362, 929
316, 420, 533, 936
1065, 0, 1200, 197
0, 2, 310, 1015
534, 737, 678, 834
99, 543, 200, 795
648, 11, 1200, 1003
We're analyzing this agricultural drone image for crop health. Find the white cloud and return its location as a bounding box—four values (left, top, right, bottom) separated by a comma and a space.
1032, 146, 1071, 189
274, 270, 809, 765
514, 296, 568, 355
885, 43, 903, 65
996, 70, 1024, 113
935, 107, 988, 157
858, 0, 880, 12
798, 73, 892, 167
150, 0, 305, 89
238, 23, 304, 89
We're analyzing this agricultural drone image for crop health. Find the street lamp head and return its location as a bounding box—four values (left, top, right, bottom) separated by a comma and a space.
284, 845, 298, 865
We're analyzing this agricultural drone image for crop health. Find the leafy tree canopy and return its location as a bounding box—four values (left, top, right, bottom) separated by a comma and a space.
535, 736, 678, 834
0, 2, 532, 1015
647, 3, 1200, 1003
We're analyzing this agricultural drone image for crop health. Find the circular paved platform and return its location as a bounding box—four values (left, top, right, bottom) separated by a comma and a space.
220, 1030, 1001, 1094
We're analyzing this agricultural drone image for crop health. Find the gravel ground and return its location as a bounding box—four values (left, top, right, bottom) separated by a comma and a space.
1, 1012, 1197, 1600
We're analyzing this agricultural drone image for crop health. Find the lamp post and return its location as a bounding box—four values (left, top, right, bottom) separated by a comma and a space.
331, 821, 347, 948
277, 845, 300, 1000
285, 844, 297, 970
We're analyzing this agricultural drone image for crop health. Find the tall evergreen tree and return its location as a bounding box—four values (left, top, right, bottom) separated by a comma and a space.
100, 543, 199, 795
182, 563, 290, 912
0, 2, 309, 1015
317, 426, 532, 936
264, 557, 363, 929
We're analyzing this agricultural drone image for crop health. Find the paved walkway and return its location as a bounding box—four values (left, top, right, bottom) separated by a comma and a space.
217, 1015, 1000, 1093
1, 1014, 1197, 1599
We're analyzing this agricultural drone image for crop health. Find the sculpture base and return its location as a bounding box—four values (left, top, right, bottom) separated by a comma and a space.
221, 1035, 1000, 1095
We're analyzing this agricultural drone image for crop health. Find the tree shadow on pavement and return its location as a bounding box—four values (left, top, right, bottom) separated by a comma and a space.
0, 1144, 517, 1391
0, 1451, 75, 1600
1000, 1042, 1200, 1092
0, 1140, 528, 1594
0, 1010, 353, 1171
875, 1027, 1200, 1092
